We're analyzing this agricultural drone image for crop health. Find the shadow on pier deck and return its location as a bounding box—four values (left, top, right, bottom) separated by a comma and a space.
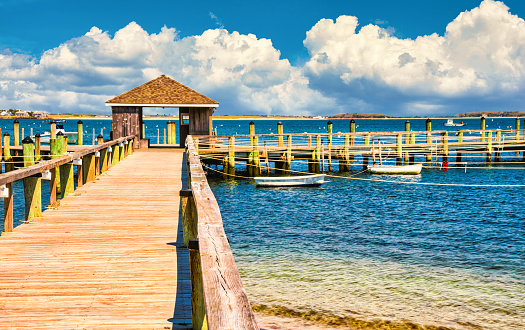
0, 149, 192, 329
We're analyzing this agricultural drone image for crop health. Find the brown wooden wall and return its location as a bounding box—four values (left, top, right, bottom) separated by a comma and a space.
189, 107, 213, 135
111, 106, 142, 146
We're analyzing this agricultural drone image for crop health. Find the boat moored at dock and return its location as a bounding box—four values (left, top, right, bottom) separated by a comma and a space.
254, 174, 326, 187
367, 164, 422, 175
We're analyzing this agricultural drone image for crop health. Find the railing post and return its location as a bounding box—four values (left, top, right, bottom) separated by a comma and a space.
22, 136, 42, 221
83, 154, 96, 184
188, 239, 207, 330
254, 136, 260, 176
76, 158, 83, 188
112, 143, 120, 166
340, 134, 349, 172
171, 121, 176, 145
404, 120, 410, 163
516, 118, 520, 157
442, 132, 449, 163
327, 120, 333, 147
456, 131, 464, 164
50, 137, 61, 196
486, 131, 493, 163
4, 133, 14, 172
284, 135, 292, 172
426, 118, 432, 163
481, 116, 486, 142
58, 133, 74, 199
495, 130, 502, 162
129, 138, 134, 155
119, 142, 125, 160
363, 134, 370, 170
315, 135, 321, 173
396, 133, 403, 166
225, 136, 235, 175
409, 133, 415, 164
180, 190, 198, 247
101, 146, 109, 174
3, 182, 13, 232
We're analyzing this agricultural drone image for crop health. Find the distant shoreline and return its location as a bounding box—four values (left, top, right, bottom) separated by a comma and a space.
0, 115, 523, 121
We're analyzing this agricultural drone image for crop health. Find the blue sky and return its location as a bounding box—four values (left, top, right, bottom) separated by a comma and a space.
1, 0, 525, 116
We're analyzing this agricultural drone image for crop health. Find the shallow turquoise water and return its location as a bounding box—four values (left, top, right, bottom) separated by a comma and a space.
205, 118, 525, 329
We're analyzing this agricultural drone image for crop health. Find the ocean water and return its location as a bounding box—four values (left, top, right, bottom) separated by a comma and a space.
1, 117, 524, 329
205, 118, 525, 329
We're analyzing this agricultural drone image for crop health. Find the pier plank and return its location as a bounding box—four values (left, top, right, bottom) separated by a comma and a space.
0, 149, 192, 329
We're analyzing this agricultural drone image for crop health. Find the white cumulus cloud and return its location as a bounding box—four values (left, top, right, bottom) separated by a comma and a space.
0, 0, 525, 116
303, 0, 525, 115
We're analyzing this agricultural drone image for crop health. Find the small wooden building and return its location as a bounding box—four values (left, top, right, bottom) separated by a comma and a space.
106, 75, 219, 148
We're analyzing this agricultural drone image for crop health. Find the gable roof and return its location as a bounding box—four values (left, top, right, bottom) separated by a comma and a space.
105, 75, 218, 107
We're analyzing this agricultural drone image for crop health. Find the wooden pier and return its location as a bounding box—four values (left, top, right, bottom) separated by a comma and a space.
192, 119, 525, 175
0, 149, 193, 329
0, 136, 259, 329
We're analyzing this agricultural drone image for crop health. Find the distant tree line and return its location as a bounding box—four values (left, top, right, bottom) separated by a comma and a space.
330, 113, 393, 119
456, 111, 525, 117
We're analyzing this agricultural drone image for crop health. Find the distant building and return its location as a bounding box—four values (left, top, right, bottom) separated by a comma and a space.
14, 111, 29, 117
0, 111, 9, 116
32, 111, 48, 118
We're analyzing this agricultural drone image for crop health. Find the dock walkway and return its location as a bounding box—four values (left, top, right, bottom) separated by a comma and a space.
0, 149, 192, 329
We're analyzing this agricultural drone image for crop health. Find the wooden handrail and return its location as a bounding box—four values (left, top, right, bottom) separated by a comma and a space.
0, 135, 134, 186
1, 135, 135, 234
210, 128, 524, 139
186, 135, 259, 330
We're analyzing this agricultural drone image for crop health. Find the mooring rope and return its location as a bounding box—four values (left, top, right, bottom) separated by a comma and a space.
198, 155, 525, 188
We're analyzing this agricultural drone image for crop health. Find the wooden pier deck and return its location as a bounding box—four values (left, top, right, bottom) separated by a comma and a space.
0, 149, 192, 329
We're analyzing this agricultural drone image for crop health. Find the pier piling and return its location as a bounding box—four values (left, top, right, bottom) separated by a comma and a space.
77, 120, 83, 145
188, 238, 207, 330
180, 190, 198, 247
58, 133, 74, 199
170, 121, 176, 145
426, 119, 432, 163
22, 136, 42, 221
13, 120, 19, 147
277, 121, 284, 147
3, 133, 13, 172
481, 116, 486, 142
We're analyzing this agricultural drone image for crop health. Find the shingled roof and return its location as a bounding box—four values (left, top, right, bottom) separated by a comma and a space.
105, 75, 218, 107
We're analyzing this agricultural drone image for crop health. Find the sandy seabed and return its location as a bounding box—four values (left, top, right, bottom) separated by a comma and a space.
256, 313, 349, 330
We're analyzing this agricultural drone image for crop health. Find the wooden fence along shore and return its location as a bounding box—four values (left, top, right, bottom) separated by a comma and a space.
192, 118, 525, 175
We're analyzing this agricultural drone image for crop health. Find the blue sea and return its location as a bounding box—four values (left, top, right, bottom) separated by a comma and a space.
1, 117, 524, 329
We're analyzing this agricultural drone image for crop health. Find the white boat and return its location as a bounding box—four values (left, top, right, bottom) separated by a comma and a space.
443, 119, 466, 127
39, 125, 78, 144
254, 174, 326, 187
368, 164, 422, 175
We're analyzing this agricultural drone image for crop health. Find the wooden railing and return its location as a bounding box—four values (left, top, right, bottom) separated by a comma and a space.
1, 134, 135, 234
181, 135, 259, 330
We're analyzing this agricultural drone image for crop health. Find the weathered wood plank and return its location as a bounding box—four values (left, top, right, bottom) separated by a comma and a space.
0, 149, 192, 329
186, 136, 259, 330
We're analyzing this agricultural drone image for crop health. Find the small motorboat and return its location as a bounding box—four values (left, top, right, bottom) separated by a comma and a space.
39, 124, 78, 144
443, 119, 466, 127
43, 119, 65, 123
368, 164, 422, 175
254, 174, 326, 187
